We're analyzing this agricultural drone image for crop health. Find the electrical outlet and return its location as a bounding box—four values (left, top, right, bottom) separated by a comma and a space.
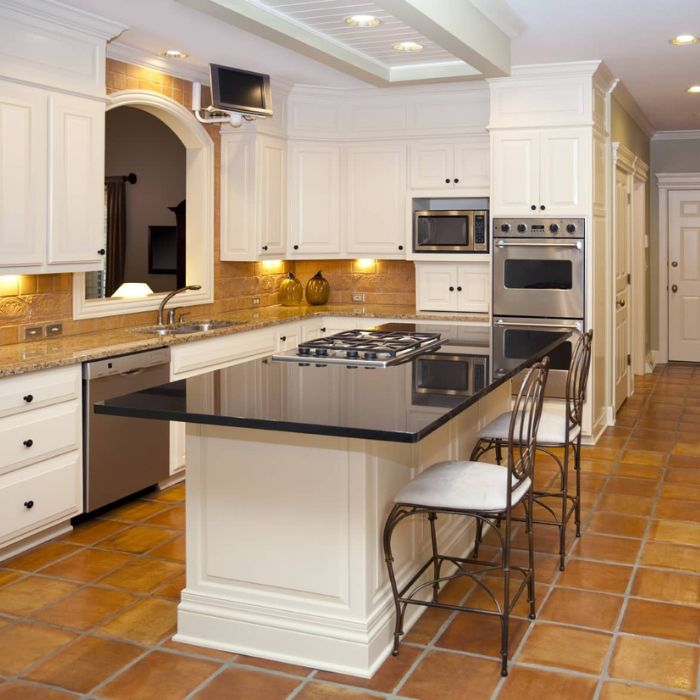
24, 326, 43, 341
45, 323, 63, 337
352, 292, 365, 303
252, 297, 261, 306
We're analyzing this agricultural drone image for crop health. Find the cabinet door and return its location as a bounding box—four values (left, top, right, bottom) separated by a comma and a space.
0, 81, 46, 268
220, 133, 256, 260
416, 264, 457, 311
491, 131, 539, 216
276, 322, 301, 351
408, 142, 453, 189
258, 135, 286, 256
456, 262, 490, 313
48, 93, 104, 265
539, 128, 589, 215
453, 138, 490, 191
288, 142, 341, 256
345, 143, 407, 256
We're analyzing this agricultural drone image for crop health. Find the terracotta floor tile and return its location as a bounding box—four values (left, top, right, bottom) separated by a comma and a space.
100, 525, 177, 554
98, 598, 177, 645
571, 533, 641, 564
498, 666, 596, 700
33, 586, 136, 631
665, 468, 700, 485
620, 598, 700, 643
315, 645, 419, 692
593, 436, 628, 450
464, 575, 547, 618
631, 568, 700, 606
97, 650, 221, 700
434, 571, 474, 605
106, 499, 172, 522
539, 588, 623, 630
655, 498, 700, 522
399, 650, 501, 700
599, 681, 690, 699
557, 560, 633, 594
148, 533, 185, 561
99, 558, 184, 593
0, 682, 77, 699
662, 482, 700, 503
625, 439, 672, 453
152, 484, 186, 502
61, 518, 129, 545
403, 606, 451, 644
517, 623, 611, 674
294, 684, 376, 699
25, 635, 143, 693
192, 666, 302, 699
436, 612, 529, 657
145, 506, 185, 529
40, 549, 134, 583
668, 454, 700, 469
161, 639, 235, 661
596, 493, 653, 516
608, 636, 699, 692
604, 477, 659, 497
649, 519, 700, 546
153, 573, 185, 599
672, 442, 700, 457
0, 622, 76, 675
0, 570, 22, 588
581, 446, 620, 461
640, 541, 700, 573
580, 458, 616, 475
4, 542, 80, 572
0, 576, 78, 616
620, 449, 667, 465
613, 462, 663, 480
586, 512, 647, 538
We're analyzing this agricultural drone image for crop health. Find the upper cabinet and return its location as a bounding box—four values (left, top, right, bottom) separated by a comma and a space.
0, 0, 124, 275
491, 127, 590, 217
409, 138, 489, 192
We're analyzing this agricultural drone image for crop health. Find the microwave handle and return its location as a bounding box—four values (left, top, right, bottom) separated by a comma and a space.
495, 240, 582, 249
495, 319, 583, 331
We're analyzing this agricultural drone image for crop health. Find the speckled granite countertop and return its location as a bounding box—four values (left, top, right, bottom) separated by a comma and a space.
0, 305, 488, 377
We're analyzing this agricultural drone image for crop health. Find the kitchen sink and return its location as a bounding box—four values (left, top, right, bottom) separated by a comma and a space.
131, 319, 247, 336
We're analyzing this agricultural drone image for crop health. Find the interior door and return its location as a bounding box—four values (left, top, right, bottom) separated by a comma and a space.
613, 166, 631, 411
668, 190, 700, 361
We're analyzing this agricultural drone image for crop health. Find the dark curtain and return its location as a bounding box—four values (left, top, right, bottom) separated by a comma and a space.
104, 176, 127, 297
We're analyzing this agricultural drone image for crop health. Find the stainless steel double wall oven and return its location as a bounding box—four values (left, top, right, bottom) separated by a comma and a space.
492, 217, 585, 398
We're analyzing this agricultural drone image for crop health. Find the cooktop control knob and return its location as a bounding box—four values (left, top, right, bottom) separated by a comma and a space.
517, 224, 527, 233
500, 223, 510, 232
566, 223, 577, 234
549, 223, 560, 233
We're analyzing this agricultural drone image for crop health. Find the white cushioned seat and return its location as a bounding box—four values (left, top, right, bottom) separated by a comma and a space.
394, 460, 531, 512
478, 403, 579, 445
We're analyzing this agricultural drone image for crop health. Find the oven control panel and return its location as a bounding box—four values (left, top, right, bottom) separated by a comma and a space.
494, 217, 585, 238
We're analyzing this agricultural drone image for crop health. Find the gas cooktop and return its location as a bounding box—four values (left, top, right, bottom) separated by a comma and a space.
271, 330, 443, 367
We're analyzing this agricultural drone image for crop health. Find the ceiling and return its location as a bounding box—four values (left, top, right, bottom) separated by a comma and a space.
60, 0, 700, 132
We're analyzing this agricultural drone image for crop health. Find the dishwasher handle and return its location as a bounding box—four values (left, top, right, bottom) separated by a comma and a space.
83, 347, 171, 380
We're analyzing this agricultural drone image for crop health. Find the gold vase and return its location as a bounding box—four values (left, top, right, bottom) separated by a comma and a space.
305, 270, 330, 305
279, 272, 303, 306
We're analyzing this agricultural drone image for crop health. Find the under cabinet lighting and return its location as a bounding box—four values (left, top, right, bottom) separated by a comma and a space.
393, 41, 423, 52
161, 49, 188, 59
353, 259, 377, 273
111, 282, 154, 298
345, 15, 382, 28
260, 260, 283, 272
688, 85, 700, 93
671, 34, 698, 45
0, 275, 20, 296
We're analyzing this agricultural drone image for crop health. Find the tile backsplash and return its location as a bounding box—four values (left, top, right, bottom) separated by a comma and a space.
0, 60, 415, 346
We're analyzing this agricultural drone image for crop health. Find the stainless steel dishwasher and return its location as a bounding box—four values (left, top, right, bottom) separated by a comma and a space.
83, 347, 171, 513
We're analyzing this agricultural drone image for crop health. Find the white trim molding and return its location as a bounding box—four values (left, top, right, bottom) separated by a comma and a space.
611, 81, 656, 138
652, 130, 700, 142
73, 90, 214, 320
655, 172, 700, 363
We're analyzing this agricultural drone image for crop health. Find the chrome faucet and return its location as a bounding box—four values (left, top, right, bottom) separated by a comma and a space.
157, 285, 201, 325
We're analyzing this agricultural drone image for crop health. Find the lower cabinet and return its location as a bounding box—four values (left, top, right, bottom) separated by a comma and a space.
416, 262, 490, 313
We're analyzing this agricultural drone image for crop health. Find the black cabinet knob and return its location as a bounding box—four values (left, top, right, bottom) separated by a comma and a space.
398, 245, 403, 251
23, 439, 33, 448
293, 244, 299, 250
445, 178, 451, 184
454, 178, 459, 184
24, 500, 34, 509
540, 205, 546, 211
457, 286, 463, 292
280, 335, 287, 342
23, 394, 33, 403
449, 286, 455, 292
262, 245, 268, 251
530, 205, 536, 210
320, 327, 326, 332
97, 248, 105, 255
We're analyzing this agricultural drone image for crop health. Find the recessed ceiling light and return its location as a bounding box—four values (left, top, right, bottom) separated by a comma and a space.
393, 41, 423, 52
161, 49, 188, 59
345, 14, 382, 28
671, 34, 698, 45
688, 85, 700, 93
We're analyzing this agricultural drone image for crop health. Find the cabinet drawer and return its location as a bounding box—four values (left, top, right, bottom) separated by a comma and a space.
0, 365, 80, 417
171, 327, 277, 378
0, 451, 82, 546
0, 401, 80, 474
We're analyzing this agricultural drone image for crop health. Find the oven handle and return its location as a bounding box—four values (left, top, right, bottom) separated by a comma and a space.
495, 319, 583, 331
495, 240, 582, 249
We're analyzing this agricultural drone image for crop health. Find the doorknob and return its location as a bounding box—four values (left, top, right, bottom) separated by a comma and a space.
671, 284, 678, 293
671, 261, 678, 267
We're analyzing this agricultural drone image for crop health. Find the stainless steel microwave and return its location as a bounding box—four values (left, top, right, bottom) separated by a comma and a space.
413, 209, 489, 253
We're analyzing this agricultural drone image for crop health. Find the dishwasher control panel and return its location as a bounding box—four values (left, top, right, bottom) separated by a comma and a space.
83, 347, 171, 380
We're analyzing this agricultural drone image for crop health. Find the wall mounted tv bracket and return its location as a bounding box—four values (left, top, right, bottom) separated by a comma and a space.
191, 82, 257, 128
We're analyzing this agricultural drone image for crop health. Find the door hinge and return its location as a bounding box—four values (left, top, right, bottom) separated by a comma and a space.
627, 354, 631, 366
627, 273, 631, 284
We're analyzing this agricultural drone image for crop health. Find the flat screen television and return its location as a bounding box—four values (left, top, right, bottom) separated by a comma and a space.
209, 63, 273, 118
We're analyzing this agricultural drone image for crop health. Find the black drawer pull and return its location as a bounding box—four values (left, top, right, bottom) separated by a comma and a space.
445, 178, 451, 184
320, 327, 326, 332
262, 245, 269, 251
97, 248, 106, 255
280, 335, 287, 342
457, 286, 463, 292
293, 244, 299, 250
540, 205, 546, 210
24, 500, 34, 509
530, 205, 536, 210
23, 394, 33, 403
23, 439, 34, 448
398, 245, 404, 251
454, 178, 459, 184
449, 286, 455, 292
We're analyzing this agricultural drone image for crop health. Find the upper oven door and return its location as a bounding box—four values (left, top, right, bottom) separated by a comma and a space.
493, 238, 584, 318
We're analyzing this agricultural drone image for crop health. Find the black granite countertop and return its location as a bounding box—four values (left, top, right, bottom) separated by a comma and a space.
96, 323, 570, 443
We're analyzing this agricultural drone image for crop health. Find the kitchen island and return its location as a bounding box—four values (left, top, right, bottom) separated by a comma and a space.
96, 324, 568, 677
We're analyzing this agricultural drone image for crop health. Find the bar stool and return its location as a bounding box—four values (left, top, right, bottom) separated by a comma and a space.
471, 330, 593, 571
383, 359, 548, 677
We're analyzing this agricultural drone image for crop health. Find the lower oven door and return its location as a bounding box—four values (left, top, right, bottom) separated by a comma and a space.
493, 238, 584, 319
492, 317, 583, 398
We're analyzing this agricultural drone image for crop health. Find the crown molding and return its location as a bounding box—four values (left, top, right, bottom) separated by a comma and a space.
611, 80, 655, 138
652, 129, 700, 141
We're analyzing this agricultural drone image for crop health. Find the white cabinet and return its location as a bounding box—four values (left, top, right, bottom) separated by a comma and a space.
345, 142, 407, 257
0, 80, 105, 274
288, 142, 341, 257
491, 128, 589, 216
409, 138, 489, 191
0, 366, 82, 552
416, 262, 490, 313
220, 132, 287, 260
